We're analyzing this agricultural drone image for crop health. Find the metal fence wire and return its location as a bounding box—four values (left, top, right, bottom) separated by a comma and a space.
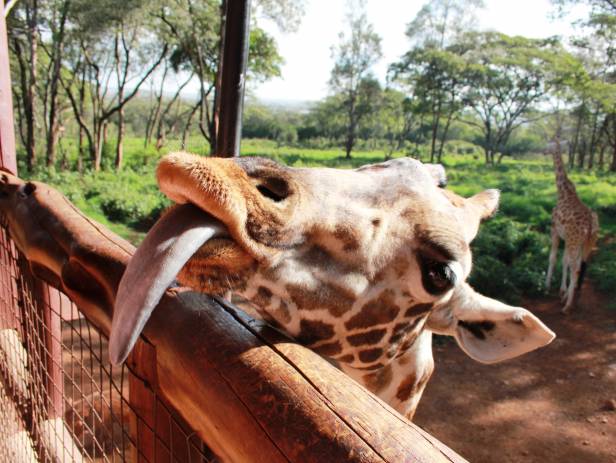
0, 218, 216, 463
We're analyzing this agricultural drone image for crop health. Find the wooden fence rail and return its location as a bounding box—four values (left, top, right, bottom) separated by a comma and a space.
0, 172, 469, 462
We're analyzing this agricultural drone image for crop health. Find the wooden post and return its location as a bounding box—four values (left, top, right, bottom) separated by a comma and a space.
0, 10, 17, 174
36, 282, 64, 420
215, 0, 251, 157
128, 340, 158, 463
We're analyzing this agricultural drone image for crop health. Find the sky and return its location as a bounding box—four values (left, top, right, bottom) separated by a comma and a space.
251, 0, 583, 103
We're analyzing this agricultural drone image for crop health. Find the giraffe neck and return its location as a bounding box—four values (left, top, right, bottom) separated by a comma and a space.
552, 148, 576, 199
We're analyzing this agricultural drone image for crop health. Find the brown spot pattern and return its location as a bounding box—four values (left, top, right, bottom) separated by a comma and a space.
363, 365, 393, 394
333, 226, 360, 251
286, 280, 355, 317
345, 290, 400, 330
389, 322, 410, 344
253, 286, 273, 308
297, 319, 335, 345
338, 354, 355, 363
392, 258, 410, 278
312, 341, 343, 357
358, 348, 383, 363
275, 299, 292, 324
404, 303, 433, 318
347, 328, 387, 346
396, 373, 418, 402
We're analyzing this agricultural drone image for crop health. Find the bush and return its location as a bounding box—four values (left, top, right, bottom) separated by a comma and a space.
588, 241, 616, 301
100, 190, 167, 231
470, 218, 550, 304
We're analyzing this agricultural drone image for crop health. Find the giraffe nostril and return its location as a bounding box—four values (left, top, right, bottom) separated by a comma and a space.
254, 176, 291, 203
256, 184, 287, 202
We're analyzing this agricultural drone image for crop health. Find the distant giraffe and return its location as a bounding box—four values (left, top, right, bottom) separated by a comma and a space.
545, 139, 599, 313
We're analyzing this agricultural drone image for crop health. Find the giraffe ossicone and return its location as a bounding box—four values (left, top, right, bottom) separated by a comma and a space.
110, 152, 555, 419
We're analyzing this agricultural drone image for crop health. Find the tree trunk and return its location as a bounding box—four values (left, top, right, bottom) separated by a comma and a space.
611, 144, 616, 172
115, 108, 125, 170
345, 123, 355, 159
93, 121, 105, 171
436, 110, 453, 163
27, 0, 38, 171
144, 63, 169, 147
45, 0, 69, 167
598, 143, 606, 170
181, 100, 201, 150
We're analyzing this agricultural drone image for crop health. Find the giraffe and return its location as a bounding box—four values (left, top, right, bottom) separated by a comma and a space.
545, 139, 599, 314
110, 152, 555, 420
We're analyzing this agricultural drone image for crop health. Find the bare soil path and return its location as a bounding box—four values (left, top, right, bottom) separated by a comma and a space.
415, 282, 616, 463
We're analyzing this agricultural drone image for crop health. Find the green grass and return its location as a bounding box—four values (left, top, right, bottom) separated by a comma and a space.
25, 137, 616, 303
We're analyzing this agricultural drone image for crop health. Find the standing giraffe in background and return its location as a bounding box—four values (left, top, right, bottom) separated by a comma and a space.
545, 139, 599, 314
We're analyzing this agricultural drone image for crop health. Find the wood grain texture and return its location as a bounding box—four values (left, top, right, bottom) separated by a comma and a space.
0, 172, 468, 463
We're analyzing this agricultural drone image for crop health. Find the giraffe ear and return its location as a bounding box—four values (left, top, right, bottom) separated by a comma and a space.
427, 283, 555, 364
468, 189, 500, 220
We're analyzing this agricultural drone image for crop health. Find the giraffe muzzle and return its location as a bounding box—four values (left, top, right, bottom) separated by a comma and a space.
109, 203, 227, 365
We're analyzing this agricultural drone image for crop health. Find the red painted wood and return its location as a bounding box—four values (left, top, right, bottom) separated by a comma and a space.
0, 12, 17, 174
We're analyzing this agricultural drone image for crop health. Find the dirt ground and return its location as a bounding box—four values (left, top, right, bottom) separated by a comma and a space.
415, 282, 616, 463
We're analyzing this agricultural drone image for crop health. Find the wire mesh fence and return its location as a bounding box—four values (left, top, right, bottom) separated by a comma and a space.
0, 217, 216, 463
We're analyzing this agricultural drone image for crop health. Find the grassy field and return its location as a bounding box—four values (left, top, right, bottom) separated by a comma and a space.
26, 137, 616, 306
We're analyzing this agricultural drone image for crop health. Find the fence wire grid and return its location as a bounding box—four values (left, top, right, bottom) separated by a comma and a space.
0, 218, 216, 463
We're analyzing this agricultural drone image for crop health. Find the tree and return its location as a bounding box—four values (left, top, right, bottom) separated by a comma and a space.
40, 0, 71, 168
406, 0, 484, 49
558, 6, 616, 170
58, 0, 168, 170
391, 47, 466, 162
457, 32, 586, 164
7, 0, 40, 171
157, 0, 283, 154
392, 0, 484, 162
329, 0, 382, 159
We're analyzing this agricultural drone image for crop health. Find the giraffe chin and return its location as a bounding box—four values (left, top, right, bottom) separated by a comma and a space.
109, 203, 227, 366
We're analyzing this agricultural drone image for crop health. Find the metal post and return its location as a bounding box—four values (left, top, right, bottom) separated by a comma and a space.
215, 0, 251, 157
0, 10, 16, 173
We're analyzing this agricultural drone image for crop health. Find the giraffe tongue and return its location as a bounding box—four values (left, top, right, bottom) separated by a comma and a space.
109, 203, 227, 365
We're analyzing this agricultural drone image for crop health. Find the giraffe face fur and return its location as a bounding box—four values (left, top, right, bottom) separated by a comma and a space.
157, 154, 496, 366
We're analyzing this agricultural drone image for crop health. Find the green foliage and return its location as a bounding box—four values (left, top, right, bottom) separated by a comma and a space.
28, 138, 616, 303
470, 218, 550, 304
588, 240, 616, 296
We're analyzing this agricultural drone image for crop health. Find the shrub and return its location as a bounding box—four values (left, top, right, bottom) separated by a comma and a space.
470, 218, 550, 304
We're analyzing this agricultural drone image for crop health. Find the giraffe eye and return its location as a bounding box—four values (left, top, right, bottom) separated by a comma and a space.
419, 256, 457, 295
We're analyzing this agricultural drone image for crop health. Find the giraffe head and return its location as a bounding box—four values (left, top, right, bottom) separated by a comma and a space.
110, 153, 554, 382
